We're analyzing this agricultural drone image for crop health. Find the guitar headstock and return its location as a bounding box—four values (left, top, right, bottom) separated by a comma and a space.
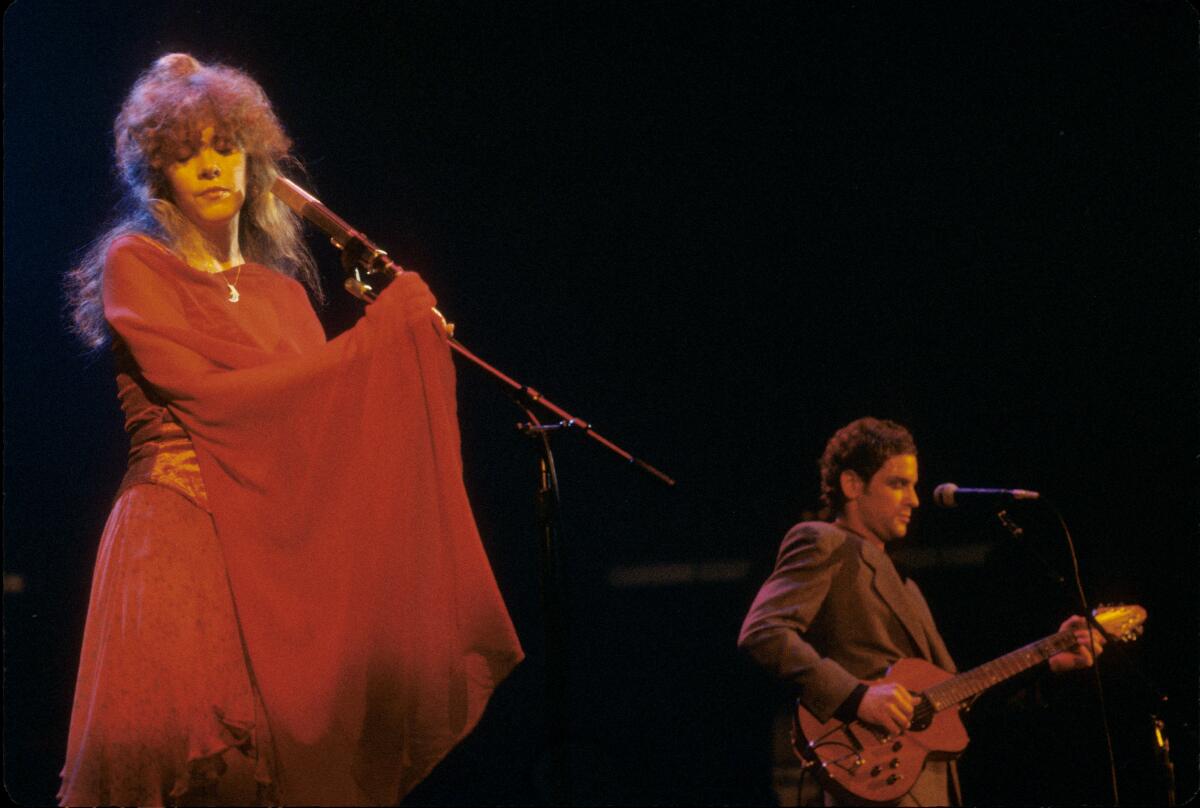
1093, 604, 1147, 642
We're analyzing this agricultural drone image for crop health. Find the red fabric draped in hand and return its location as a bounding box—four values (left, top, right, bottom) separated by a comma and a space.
103, 236, 523, 804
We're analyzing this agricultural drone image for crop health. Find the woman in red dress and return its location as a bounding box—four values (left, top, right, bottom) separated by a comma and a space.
60, 53, 522, 807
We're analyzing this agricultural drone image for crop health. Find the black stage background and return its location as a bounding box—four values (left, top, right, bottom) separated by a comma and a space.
5, 2, 1197, 805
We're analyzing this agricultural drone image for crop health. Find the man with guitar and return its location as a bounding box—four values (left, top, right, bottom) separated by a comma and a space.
738, 417, 1107, 806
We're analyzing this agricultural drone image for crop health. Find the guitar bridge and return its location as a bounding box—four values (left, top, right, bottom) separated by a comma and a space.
792, 719, 865, 772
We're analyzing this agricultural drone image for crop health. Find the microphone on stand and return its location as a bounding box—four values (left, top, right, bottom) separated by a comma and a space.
932, 483, 1040, 509
271, 175, 362, 248
271, 175, 404, 301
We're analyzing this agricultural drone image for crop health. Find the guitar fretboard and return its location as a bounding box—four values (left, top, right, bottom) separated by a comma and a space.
925, 630, 1078, 710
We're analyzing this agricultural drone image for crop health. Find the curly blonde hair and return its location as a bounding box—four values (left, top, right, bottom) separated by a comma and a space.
66, 53, 322, 348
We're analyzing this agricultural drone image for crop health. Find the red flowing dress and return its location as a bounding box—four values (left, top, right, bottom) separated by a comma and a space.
59, 236, 524, 806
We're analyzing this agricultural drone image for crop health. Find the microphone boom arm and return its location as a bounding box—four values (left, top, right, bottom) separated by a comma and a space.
272, 176, 676, 487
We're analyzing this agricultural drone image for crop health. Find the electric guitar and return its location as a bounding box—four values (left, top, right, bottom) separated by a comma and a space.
792, 604, 1147, 805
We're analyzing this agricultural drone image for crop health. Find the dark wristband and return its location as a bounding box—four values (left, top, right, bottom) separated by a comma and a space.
834, 683, 869, 723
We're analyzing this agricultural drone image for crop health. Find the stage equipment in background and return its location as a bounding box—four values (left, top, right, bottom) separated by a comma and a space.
792, 605, 1147, 805
272, 175, 675, 806
1152, 714, 1177, 806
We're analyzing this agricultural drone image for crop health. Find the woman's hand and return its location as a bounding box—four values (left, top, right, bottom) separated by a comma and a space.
387, 272, 438, 324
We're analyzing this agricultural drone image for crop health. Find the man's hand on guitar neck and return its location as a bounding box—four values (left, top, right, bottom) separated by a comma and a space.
1048, 614, 1107, 673
857, 682, 920, 737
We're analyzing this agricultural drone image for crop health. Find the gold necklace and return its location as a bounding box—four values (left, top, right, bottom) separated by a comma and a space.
185, 247, 244, 302
224, 265, 244, 303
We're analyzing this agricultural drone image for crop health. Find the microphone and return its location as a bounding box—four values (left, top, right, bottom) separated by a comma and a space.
272, 175, 362, 249
271, 175, 405, 300
932, 483, 1040, 509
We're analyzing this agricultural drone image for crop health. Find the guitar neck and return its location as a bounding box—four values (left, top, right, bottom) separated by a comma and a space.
925, 629, 1078, 710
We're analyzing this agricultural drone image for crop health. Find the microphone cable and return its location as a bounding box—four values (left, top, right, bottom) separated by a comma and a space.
1050, 502, 1120, 806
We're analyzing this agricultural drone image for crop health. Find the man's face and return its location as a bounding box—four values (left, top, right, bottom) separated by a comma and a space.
848, 453, 920, 545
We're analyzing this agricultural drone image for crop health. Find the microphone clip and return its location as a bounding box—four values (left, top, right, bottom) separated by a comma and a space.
339, 235, 399, 302
995, 509, 1025, 539
995, 509, 1065, 585
344, 268, 376, 303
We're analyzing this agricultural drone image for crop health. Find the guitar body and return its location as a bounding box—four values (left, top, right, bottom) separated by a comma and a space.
794, 658, 969, 805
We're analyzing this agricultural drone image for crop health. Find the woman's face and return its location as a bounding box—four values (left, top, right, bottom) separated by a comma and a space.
163, 125, 247, 232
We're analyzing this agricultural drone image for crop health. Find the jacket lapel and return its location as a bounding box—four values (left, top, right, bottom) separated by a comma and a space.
858, 541, 934, 661
905, 579, 957, 672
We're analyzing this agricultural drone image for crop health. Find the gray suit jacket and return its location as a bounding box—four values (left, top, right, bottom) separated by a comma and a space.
739, 521, 960, 805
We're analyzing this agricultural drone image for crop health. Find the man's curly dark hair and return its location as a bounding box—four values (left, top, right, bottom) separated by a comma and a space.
818, 417, 917, 518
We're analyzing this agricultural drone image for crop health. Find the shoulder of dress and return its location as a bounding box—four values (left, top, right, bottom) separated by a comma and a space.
107, 233, 174, 261
256, 267, 321, 309
277, 269, 313, 295
104, 235, 185, 286
242, 263, 301, 287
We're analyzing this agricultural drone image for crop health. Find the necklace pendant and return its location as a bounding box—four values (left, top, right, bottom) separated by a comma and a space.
227, 283, 240, 303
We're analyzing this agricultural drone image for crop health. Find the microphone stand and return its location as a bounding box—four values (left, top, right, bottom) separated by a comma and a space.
342, 255, 676, 487
277, 177, 675, 483
995, 509, 1064, 586
515, 410, 571, 805
998, 504, 1177, 806
991, 505, 1120, 802
337, 241, 674, 807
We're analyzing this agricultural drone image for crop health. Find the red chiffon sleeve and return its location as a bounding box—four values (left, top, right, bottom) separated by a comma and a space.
102, 235, 523, 802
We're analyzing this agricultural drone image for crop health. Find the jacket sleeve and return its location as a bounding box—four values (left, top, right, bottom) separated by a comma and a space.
738, 524, 862, 722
